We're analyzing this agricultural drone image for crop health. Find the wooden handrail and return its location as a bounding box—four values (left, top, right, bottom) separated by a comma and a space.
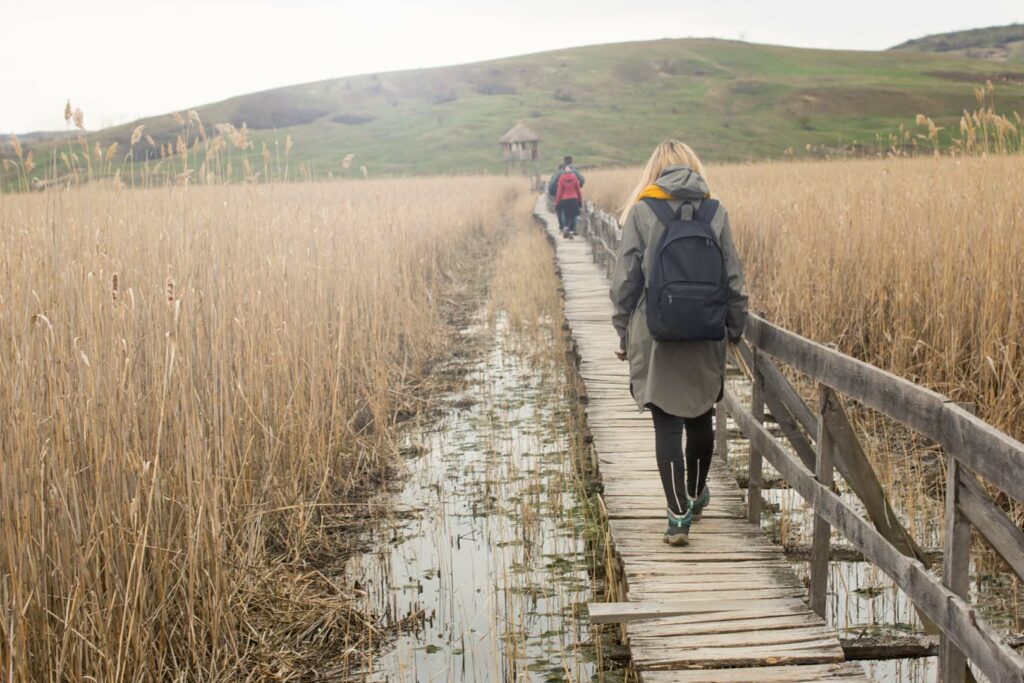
745, 314, 1024, 502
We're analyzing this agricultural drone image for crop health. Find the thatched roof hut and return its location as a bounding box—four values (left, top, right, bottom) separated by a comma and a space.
499, 123, 541, 162
499, 122, 540, 145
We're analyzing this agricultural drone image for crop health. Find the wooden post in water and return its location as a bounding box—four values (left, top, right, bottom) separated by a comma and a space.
810, 385, 836, 619
748, 349, 765, 525
939, 454, 970, 683
715, 402, 729, 467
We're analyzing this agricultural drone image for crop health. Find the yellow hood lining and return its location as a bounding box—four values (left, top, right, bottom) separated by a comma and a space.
636, 184, 711, 202
637, 184, 673, 201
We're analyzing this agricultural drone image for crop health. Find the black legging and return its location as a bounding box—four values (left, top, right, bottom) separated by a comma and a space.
557, 198, 580, 232
650, 404, 714, 515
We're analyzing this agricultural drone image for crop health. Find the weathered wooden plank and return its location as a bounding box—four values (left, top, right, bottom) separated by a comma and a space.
621, 557, 794, 570
632, 613, 825, 637
841, 632, 939, 660
624, 585, 807, 602
623, 566, 796, 580
749, 349, 766, 524
717, 401, 730, 465
734, 340, 817, 469
809, 385, 834, 619
631, 626, 843, 650
617, 544, 783, 558
609, 524, 780, 541
821, 389, 930, 567
632, 639, 845, 669
616, 540, 782, 553
958, 467, 1024, 584
642, 663, 870, 682
620, 551, 790, 563
623, 575, 804, 591
723, 388, 1024, 683
587, 598, 807, 624
734, 339, 817, 434
783, 541, 943, 564
940, 456, 971, 683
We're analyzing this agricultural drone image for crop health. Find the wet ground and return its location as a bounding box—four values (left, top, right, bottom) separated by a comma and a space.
348, 318, 615, 683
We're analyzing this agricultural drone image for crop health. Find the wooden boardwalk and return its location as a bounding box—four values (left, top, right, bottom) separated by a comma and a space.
536, 197, 869, 681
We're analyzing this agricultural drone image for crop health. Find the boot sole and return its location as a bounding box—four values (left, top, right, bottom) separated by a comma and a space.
663, 534, 690, 546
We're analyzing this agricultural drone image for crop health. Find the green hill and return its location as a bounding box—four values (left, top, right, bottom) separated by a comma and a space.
8, 37, 1024, 180
891, 24, 1024, 63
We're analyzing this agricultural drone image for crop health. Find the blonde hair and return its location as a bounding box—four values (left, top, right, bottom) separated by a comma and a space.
619, 140, 709, 223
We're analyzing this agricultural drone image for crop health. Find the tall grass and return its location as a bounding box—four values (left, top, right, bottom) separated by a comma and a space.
0, 176, 522, 680
1, 104, 317, 192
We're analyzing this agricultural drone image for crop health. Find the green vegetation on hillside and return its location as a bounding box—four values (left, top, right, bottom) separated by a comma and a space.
891, 24, 1024, 63
5, 37, 1024, 183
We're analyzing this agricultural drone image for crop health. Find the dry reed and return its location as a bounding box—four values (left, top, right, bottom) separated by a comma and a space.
0, 176, 523, 680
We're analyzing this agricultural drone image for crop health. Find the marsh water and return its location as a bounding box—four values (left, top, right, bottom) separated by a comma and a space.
348, 317, 613, 682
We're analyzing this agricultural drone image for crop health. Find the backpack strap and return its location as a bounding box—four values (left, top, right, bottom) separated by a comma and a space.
695, 198, 720, 224
641, 198, 681, 227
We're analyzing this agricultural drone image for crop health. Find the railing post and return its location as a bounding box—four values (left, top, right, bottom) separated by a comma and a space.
939, 454, 970, 683
602, 216, 615, 278
810, 385, 836, 619
715, 402, 729, 467
748, 349, 764, 525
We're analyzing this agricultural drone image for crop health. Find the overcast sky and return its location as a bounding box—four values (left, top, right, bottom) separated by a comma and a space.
2, 0, 1020, 133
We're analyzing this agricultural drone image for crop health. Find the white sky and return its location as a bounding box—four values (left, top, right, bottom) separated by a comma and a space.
1, 0, 1020, 133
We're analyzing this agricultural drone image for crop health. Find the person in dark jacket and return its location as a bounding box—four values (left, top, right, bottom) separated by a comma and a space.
609, 140, 748, 546
548, 156, 585, 231
548, 156, 585, 196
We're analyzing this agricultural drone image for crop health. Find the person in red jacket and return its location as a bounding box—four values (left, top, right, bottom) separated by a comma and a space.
554, 164, 583, 239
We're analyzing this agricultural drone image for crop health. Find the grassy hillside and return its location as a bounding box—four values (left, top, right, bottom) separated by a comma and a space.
891, 24, 1024, 63
7, 38, 1024, 180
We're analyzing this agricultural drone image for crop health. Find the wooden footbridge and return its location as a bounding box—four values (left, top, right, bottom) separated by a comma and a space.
535, 196, 1024, 683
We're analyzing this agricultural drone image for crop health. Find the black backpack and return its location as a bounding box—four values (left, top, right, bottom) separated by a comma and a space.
642, 197, 728, 342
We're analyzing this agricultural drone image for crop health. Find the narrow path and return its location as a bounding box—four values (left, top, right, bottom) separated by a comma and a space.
535, 196, 869, 681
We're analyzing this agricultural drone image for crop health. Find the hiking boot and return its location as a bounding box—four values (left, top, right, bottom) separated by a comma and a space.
662, 506, 692, 546
691, 486, 711, 522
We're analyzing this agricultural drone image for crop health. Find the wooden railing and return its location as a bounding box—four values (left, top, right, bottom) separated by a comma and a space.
575, 200, 1024, 683
578, 200, 621, 278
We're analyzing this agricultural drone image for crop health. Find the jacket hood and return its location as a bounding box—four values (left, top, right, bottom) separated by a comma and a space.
641, 165, 710, 201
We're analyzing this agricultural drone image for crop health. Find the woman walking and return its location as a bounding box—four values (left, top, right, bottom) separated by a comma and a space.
609, 140, 748, 546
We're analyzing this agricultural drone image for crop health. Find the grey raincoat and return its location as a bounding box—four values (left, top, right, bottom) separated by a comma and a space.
609, 165, 748, 418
